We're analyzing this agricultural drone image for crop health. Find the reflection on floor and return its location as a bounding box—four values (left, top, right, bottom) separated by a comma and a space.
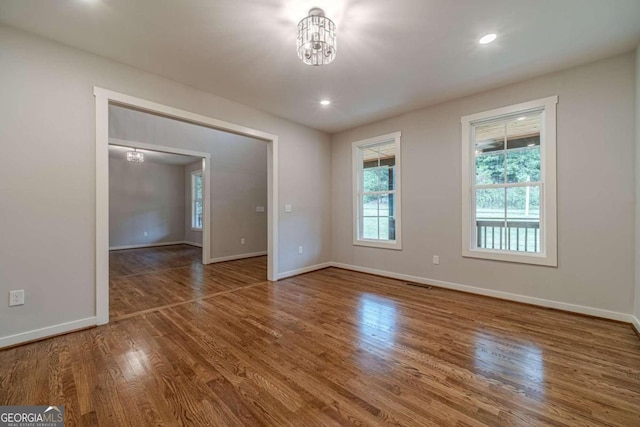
1, 260, 639, 425
109, 245, 267, 319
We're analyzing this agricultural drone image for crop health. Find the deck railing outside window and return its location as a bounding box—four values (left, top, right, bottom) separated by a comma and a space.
476, 220, 539, 252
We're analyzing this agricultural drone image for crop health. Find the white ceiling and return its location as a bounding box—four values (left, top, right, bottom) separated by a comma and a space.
108, 144, 200, 166
1, 0, 639, 133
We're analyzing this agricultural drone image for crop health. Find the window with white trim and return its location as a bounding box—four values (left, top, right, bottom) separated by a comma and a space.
461, 96, 557, 266
191, 170, 203, 230
352, 132, 402, 250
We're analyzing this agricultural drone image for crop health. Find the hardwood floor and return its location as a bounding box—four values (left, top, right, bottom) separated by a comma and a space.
109, 245, 267, 319
1, 258, 639, 426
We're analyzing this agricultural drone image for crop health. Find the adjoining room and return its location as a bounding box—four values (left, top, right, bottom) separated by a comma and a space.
108, 105, 269, 319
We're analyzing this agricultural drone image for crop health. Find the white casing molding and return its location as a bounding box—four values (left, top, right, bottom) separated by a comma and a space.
632, 316, 640, 335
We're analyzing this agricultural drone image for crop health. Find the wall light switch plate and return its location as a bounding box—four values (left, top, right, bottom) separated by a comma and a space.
432, 255, 440, 265
298, 246, 303, 254
285, 204, 292, 213
256, 206, 265, 213
9, 290, 25, 306
240, 238, 245, 245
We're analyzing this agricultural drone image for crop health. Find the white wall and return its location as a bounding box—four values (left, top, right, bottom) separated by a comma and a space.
331, 53, 636, 316
0, 24, 331, 342
635, 45, 640, 324
184, 161, 204, 246
109, 106, 268, 258
109, 158, 185, 248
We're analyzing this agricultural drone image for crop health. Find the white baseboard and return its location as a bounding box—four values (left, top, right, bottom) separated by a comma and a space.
109, 241, 191, 251
183, 241, 203, 248
278, 262, 333, 280
331, 262, 634, 323
632, 316, 640, 335
208, 251, 267, 264
0, 317, 96, 349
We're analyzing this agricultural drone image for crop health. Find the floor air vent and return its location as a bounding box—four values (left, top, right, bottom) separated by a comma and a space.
405, 282, 432, 290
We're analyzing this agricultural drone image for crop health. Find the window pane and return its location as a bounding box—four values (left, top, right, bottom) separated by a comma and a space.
378, 194, 395, 240
475, 121, 505, 185
475, 152, 505, 185
195, 175, 203, 200
506, 112, 541, 145
362, 141, 396, 192
506, 113, 541, 183
362, 142, 395, 164
193, 200, 203, 229
507, 186, 541, 253
506, 147, 540, 183
363, 217, 379, 240
363, 166, 395, 192
362, 194, 396, 241
475, 188, 506, 250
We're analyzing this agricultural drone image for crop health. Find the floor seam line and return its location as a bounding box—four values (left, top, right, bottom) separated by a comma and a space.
110, 281, 270, 322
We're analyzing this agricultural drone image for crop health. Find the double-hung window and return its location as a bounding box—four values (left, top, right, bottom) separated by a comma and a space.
191, 170, 203, 230
461, 96, 557, 266
352, 132, 402, 250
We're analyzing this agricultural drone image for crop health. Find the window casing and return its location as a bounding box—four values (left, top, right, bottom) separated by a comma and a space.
352, 132, 402, 250
191, 170, 203, 230
461, 96, 557, 266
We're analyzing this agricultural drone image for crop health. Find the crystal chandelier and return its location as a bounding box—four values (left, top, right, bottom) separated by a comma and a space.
297, 8, 336, 66
126, 149, 144, 162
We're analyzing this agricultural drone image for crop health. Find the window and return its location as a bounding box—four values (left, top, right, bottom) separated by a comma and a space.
461, 96, 557, 266
191, 170, 203, 230
352, 132, 402, 250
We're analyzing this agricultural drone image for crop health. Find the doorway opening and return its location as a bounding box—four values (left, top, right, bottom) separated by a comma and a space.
95, 88, 278, 325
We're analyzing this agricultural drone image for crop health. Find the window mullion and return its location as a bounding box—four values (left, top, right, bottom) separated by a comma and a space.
476, 182, 541, 190
503, 122, 508, 250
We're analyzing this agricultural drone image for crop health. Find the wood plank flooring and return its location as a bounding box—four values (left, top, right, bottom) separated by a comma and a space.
1, 250, 639, 426
109, 245, 266, 319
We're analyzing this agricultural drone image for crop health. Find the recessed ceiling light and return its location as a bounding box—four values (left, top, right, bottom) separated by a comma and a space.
517, 116, 526, 121
479, 33, 497, 44
320, 100, 331, 106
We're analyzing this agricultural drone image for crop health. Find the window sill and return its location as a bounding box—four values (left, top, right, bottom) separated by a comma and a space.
462, 248, 557, 267
191, 228, 203, 232
353, 239, 402, 251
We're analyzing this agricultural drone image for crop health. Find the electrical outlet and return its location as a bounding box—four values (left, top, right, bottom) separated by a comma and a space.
432, 255, 440, 265
256, 206, 265, 213
240, 238, 245, 245
285, 204, 292, 213
9, 290, 25, 307
298, 246, 303, 254
143, 231, 148, 237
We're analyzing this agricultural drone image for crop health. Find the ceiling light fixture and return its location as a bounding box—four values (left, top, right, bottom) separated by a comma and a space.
479, 33, 497, 44
517, 116, 526, 121
297, 8, 337, 66
320, 100, 331, 106
126, 148, 144, 163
